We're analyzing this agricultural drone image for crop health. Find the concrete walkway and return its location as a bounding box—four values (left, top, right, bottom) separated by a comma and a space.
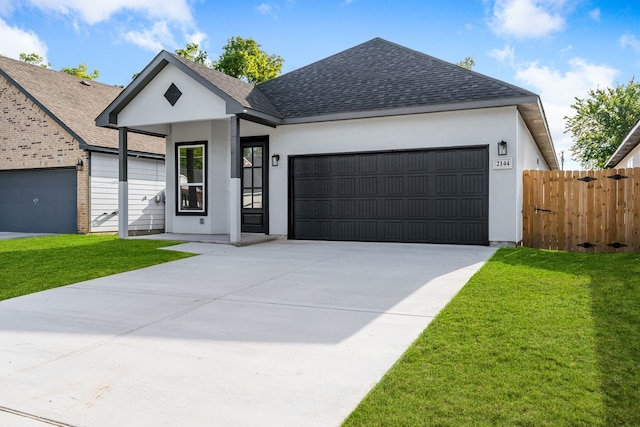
0, 240, 496, 426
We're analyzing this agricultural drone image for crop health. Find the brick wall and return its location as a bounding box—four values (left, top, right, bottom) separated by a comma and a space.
0, 75, 90, 233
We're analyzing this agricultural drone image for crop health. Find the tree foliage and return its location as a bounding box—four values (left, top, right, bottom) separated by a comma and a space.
456, 56, 475, 70
60, 63, 99, 80
19, 52, 51, 68
175, 43, 211, 67
214, 36, 283, 84
565, 78, 640, 169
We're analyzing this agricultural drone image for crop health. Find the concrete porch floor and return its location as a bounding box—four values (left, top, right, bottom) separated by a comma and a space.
131, 232, 280, 247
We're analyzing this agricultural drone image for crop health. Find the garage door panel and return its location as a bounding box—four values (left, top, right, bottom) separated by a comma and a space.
358, 155, 378, 173
436, 175, 458, 194
461, 174, 486, 193
357, 199, 377, 217
290, 147, 488, 245
337, 178, 355, 195
358, 177, 377, 194
461, 199, 486, 218
407, 175, 429, 194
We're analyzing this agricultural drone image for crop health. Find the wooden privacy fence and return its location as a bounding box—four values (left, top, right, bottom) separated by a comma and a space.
522, 168, 640, 252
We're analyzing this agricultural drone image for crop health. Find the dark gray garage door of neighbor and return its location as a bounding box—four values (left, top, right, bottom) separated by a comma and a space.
289, 146, 489, 245
0, 168, 77, 233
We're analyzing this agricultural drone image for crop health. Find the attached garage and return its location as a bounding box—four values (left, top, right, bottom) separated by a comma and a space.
289, 146, 489, 245
0, 168, 77, 233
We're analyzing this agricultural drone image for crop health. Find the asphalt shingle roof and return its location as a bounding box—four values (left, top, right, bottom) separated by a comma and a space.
170, 53, 282, 118
257, 37, 537, 119
0, 55, 163, 155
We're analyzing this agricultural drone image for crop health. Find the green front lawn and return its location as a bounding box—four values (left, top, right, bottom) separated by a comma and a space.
0, 234, 195, 301
343, 247, 640, 426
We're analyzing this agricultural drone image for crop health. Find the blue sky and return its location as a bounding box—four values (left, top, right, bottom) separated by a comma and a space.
1, 1, 639, 170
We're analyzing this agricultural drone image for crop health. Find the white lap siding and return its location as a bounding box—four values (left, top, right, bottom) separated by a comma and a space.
90, 152, 165, 233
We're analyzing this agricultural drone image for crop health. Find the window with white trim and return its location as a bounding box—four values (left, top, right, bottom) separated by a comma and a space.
176, 142, 206, 215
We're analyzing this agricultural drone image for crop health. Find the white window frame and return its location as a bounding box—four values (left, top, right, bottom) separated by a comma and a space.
176, 141, 206, 215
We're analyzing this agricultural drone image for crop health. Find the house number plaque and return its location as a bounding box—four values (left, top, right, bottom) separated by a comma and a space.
493, 157, 513, 169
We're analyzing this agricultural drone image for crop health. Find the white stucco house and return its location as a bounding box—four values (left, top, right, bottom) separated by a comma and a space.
606, 117, 640, 168
97, 38, 558, 246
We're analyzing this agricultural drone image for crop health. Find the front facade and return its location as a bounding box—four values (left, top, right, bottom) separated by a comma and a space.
0, 55, 165, 234
98, 38, 558, 246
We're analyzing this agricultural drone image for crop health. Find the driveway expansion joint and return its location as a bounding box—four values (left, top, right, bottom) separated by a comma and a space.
221, 297, 435, 318
0, 405, 77, 427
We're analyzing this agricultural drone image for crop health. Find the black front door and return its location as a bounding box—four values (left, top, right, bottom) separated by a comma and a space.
241, 137, 269, 233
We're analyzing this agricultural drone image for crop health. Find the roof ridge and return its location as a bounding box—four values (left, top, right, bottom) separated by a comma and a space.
359, 38, 537, 96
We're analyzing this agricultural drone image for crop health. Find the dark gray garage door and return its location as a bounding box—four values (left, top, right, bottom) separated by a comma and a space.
0, 168, 77, 233
290, 146, 489, 245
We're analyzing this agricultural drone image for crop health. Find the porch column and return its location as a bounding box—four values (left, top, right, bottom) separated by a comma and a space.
118, 127, 129, 239
229, 117, 241, 243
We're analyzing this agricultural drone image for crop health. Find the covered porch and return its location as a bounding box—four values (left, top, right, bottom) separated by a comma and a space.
95, 50, 282, 243
132, 232, 279, 247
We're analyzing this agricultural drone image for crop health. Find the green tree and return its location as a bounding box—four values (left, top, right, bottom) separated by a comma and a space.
174, 43, 211, 67
456, 56, 475, 70
214, 36, 283, 84
60, 63, 99, 80
19, 52, 51, 68
565, 78, 640, 169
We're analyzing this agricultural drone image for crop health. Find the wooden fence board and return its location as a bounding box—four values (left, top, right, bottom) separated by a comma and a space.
629, 168, 640, 251
522, 171, 532, 248
522, 167, 640, 253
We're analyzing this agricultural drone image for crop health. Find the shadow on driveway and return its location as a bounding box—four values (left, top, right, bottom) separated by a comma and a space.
0, 240, 496, 426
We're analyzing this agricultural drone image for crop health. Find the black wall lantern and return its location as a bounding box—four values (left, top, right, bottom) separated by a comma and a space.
498, 140, 508, 156
271, 154, 280, 166
76, 159, 84, 171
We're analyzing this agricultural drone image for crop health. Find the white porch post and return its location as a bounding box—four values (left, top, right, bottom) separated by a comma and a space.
229, 117, 241, 243
118, 127, 129, 239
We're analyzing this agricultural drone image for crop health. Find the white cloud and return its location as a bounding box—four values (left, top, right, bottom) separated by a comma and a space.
589, 8, 600, 21
256, 3, 273, 15
515, 58, 619, 168
620, 33, 640, 52
489, 44, 515, 65
0, 18, 48, 60
560, 44, 572, 55
186, 31, 207, 46
123, 21, 174, 52
489, 0, 566, 38
27, 0, 193, 25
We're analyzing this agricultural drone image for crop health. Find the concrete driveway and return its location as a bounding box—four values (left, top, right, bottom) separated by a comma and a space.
0, 240, 496, 426
0, 232, 55, 240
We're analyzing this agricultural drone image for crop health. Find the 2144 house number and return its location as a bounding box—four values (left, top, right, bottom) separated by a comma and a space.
493, 157, 513, 169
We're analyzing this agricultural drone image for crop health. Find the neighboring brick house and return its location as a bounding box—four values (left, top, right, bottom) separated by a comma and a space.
0, 55, 165, 234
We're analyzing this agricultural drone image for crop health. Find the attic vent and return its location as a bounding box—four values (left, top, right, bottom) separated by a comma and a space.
80, 80, 91, 86
164, 83, 182, 106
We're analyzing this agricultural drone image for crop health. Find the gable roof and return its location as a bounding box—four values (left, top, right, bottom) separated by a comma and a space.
96, 37, 557, 168
257, 38, 538, 121
0, 55, 163, 157
606, 117, 640, 168
96, 50, 282, 130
